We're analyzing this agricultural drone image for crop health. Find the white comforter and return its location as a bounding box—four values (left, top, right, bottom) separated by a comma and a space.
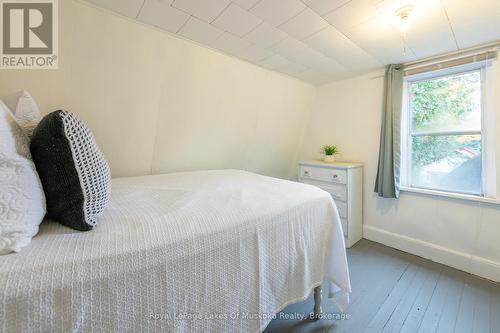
0, 170, 350, 333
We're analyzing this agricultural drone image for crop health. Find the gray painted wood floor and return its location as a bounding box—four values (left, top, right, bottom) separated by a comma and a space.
264, 239, 500, 333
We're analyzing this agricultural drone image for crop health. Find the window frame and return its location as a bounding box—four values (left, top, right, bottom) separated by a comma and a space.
400, 62, 488, 198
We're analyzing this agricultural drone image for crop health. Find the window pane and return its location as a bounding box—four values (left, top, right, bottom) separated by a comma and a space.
410, 71, 481, 133
411, 135, 482, 195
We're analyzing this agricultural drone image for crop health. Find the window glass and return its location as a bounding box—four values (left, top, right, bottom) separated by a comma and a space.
406, 69, 483, 196
411, 135, 482, 195
410, 71, 481, 132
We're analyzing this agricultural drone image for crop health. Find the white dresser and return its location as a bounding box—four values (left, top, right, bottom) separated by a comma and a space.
298, 161, 363, 248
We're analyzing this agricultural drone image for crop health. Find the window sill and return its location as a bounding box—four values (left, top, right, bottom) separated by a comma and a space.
399, 186, 500, 205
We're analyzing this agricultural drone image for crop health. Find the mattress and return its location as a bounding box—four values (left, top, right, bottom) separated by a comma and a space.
0, 169, 350, 333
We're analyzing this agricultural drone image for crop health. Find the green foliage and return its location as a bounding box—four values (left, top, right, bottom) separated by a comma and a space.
410, 71, 481, 166
412, 135, 480, 167
322, 144, 339, 156
411, 71, 479, 132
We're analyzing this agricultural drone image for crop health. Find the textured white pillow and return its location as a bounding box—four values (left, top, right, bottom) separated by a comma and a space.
3, 91, 41, 138
0, 101, 46, 254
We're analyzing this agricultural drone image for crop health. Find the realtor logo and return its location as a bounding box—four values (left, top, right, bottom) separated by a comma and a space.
1, 0, 58, 69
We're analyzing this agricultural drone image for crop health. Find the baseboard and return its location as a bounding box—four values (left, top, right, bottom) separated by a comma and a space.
363, 225, 500, 284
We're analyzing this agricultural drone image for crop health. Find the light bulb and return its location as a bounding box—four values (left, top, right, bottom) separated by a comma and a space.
399, 17, 410, 32
394, 5, 414, 32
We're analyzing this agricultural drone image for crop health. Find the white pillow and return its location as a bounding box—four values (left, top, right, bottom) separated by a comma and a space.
0, 100, 46, 254
3, 91, 41, 138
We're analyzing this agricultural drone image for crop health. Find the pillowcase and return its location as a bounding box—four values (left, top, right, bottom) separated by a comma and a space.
30, 110, 111, 231
3, 90, 41, 138
0, 101, 46, 255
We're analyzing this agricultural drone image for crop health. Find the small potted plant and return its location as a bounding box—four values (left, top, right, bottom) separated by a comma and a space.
321, 144, 339, 163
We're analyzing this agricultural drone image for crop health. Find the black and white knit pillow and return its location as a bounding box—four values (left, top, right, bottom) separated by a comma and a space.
30, 110, 111, 231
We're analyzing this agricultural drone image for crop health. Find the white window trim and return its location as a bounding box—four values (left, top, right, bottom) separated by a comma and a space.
399, 186, 500, 205
400, 61, 497, 202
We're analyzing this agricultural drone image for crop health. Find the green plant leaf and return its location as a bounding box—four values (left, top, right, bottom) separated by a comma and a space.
321, 144, 339, 156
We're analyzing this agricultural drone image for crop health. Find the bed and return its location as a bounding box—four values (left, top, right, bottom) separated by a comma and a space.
0, 169, 351, 333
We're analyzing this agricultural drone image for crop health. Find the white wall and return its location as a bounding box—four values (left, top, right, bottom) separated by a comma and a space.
300, 65, 500, 282
0, 0, 316, 179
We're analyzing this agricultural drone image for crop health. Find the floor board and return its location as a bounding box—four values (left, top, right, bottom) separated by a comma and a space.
264, 240, 500, 333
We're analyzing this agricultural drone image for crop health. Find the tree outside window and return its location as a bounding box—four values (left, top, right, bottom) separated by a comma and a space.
407, 70, 482, 195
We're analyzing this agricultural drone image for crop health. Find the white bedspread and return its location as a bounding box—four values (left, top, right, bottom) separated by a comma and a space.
0, 170, 350, 333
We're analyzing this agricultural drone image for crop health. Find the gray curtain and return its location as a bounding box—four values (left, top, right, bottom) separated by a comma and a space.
374, 64, 404, 198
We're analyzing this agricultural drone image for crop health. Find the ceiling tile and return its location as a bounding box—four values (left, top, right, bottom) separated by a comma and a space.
138, 0, 190, 33
280, 62, 309, 77
451, 15, 500, 49
305, 27, 381, 70
279, 8, 328, 40
302, 0, 351, 16
305, 27, 354, 58
443, 0, 500, 23
294, 69, 330, 85
295, 48, 346, 76
172, 0, 230, 22
344, 17, 417, 64
243, 22, 288, 48
443, 0, 500, 49
258, 54, 307, 77
86, 0, 144, 18
259, 54, 296, 70
178, 17, 224, 44
230, 0, 261, 10
405, 23, 457, 58
378, 0, 457, 58
250, 0, 306, 26
272, 37, 309, 62
240, 45, 274, 62
87, 0, 500, 85
212, 4, 262, 37
323, 0, 379, 31
211, 32, 251, 56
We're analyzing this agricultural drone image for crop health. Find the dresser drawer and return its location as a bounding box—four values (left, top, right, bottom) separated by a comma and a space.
321, 183, 347, 201
301, 179, 347, 202
336, 201, 347, 219
300, 166, 347, 184
299, 161, 363, 248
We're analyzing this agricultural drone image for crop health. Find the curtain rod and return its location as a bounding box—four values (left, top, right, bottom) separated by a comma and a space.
369, 41, 500, 80
403, 41, 500, 70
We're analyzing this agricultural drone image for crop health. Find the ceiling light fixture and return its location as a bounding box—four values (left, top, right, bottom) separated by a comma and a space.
394, 4, 415, 56
394, 5, 415, 32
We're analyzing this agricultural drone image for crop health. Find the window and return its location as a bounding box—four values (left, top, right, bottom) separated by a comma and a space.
401, 65, 487, 197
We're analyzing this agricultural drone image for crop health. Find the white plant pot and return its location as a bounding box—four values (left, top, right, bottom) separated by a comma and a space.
324, 155, 335, 163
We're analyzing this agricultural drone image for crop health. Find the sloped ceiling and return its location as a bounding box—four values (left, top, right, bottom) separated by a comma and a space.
84, 0, 500, 85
